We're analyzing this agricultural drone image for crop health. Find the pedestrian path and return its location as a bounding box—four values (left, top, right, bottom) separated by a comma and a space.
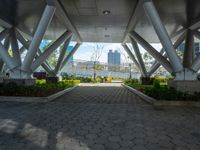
0, 83, 199, 150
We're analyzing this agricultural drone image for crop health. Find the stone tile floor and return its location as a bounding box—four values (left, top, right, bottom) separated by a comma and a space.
0, 83, 200, 150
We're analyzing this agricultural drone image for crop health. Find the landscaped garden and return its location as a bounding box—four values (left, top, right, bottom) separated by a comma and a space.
0, 79, 80, 97
124, 77, 200, 101
61, 74, 113, 83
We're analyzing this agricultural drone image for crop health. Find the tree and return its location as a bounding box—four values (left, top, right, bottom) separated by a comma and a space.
143, 52, 153, 70
90, 44, 104, 80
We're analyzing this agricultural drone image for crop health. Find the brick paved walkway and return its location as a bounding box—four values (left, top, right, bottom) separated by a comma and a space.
0, 83, 200, 150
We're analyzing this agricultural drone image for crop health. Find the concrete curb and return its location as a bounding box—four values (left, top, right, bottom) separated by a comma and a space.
122, 84, 200, 107
153, 100, 200, 107
0, 85, 78, 103
122, 84, 156, 104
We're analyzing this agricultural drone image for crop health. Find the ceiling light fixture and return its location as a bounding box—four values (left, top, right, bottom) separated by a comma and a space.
103, 10, 111, 15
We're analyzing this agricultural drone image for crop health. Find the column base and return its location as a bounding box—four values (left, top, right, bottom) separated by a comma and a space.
168, 80, 200, 93
175, 69, 197, 80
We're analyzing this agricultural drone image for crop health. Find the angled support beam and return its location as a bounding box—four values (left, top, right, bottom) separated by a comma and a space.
122, 0, 143, 44
149, 32, 186, 76
54, 36, 71, 74
20, 46, 26, 54
150, 25, 185, 69
0, 19, 12, 29
183, 29, 194, 68
34, 54, 55, 75
61, 43, 81, 70
55, 1, 82, 43
31, 31, 72, 71
194, 30, 200, 40
189, 20, 200, 30
129, 31, 173, 73
143, 0, 183, 72
122, 44, 141, 73
15, 29, 54, 73
0, 29, 9, 41
37, 48, 53, 70
22, 5, 56, 72
10, 28, 22, 67
130, 37, 148, 77
0, 43, 17, 69
0, 36, 10, 72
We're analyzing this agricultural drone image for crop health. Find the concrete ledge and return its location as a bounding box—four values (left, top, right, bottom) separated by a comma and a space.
0, 85, 78, 103
153, 100, 200, 107
123, 84, 200, 107
122, 84, 156, 104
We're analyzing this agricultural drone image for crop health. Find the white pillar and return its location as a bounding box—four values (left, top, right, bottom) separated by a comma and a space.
22, 5, 56, 72
122, 44, 142, 75
54, 36, 71, 74
149, 32, 186, 76
130, 37, 148, 77
15, 29, 54, 74
143, 0, 183, 72
129, 31, 173, 73
183, 29, 194, 68
31, 31, 72, 71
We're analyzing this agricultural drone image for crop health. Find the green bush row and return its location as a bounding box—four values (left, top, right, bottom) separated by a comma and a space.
0, 81, 74, 97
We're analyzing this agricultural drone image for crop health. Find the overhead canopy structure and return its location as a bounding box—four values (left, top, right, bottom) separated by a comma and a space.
1, 0, 200, 43
1, 0, 200, 90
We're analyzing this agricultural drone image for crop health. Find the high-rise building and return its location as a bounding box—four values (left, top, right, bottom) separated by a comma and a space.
66, 45, 74, 65
107, 50, 121, 71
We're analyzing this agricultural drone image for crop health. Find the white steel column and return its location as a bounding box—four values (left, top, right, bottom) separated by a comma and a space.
31, 31, 72, 71
15, 29, 54, 74
130, 37, 148, 77
54, 36, 71, 74
129, 31, 173, 73
149, 32, 186, 76
10, 28, 21, 67
22, 5, 56, 72
143, 0, 183, 72
61, 43, 81, 70
183, 29, 194, 68
122, 44, 141, 73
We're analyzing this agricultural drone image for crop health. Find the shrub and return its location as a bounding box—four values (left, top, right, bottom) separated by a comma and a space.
153, 79, 160, 89
0, 81, 74, 97
124, 79, 139, 85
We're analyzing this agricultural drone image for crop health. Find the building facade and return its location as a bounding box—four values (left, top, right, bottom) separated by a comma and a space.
107, 50, 121, 71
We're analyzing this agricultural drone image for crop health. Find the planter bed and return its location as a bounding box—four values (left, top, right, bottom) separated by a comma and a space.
0, 85, 78, 103
122, 84, 200, 107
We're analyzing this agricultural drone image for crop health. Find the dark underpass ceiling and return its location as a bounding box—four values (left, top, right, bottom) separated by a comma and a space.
0, 0, 200, 43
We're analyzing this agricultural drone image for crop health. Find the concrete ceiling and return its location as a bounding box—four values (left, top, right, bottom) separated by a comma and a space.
0, 0, 200, 43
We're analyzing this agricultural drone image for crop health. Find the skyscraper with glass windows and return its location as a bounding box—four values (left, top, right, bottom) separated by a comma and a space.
107, 50, 121, 71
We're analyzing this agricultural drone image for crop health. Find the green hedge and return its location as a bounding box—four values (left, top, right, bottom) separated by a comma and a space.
0, 81, 74, 97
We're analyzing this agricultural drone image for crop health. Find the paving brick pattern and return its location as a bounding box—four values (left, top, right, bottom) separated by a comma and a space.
0, 83, 200, 150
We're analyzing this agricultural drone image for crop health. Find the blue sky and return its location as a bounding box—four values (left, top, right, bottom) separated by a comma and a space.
71, 42, 162, 63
